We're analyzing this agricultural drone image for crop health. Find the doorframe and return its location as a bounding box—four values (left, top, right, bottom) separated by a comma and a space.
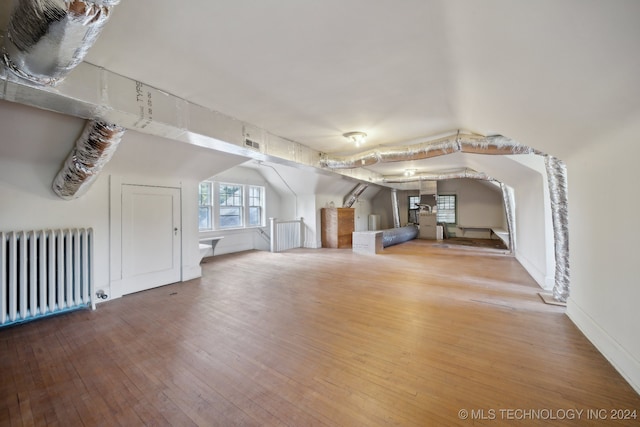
109, 175, 183, 299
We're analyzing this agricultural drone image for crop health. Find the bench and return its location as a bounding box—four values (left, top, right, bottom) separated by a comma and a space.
199, 236, 224, 261
457, 225, 492, 238
490, 228, 510, 248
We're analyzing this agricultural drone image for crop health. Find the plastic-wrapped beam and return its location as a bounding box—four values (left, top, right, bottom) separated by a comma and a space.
2, 0, 120, 86
53, 120, 125, 199
382, 225, 418, 248
391, 188, 400, 228
545, 155, 570, 303
321, 134, 538, 169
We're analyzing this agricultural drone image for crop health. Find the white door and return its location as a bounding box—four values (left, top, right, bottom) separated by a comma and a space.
121, 185, 181, 295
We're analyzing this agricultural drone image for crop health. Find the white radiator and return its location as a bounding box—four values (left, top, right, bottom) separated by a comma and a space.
269, 218, 304, 252
1, 228, 94, 327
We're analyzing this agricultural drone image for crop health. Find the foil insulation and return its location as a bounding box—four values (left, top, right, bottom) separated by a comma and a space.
53, 120, 125, 199
391, 188, 400, 228
2, 0, 120, 86
343, 183, 368, 208
545, 155, 570, 302
500, 183, 516, 253
321, 134, 538, 169
382, 225, 418, 247
382, 168, 494, 184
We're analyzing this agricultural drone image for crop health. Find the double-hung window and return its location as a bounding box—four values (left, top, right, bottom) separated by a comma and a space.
199, 181, 265, 231
198, 181, 213, 230
436, 194, 457, 224
408, 195, 420, 224
219, 184, 243, 229
248, 186, 264, 227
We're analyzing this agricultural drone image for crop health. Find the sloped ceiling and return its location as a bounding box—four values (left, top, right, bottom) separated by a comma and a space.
83, 0, 640, 161
2, 1, 639, 189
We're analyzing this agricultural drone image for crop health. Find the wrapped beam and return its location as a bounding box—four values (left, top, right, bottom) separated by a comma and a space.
2, 0, 121, 86
545, 155, 570, 302
382, 168, 494, 184
343, 183, 368, 208
53, 120, 125, 199
321, 134, 538, 169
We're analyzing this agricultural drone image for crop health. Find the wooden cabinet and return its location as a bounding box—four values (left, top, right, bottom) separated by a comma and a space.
321, 208, 355, 248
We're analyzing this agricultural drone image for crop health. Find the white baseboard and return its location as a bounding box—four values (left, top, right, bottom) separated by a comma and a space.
515, 251, 552, 290
567, 298, 640, 395
182, 265, 202, 282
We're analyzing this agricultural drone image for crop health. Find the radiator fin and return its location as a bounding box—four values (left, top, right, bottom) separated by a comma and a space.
1, 228, 94, 327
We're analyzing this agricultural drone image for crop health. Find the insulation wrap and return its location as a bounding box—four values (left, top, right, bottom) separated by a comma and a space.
382, 225, 418, 247
53, 120, 125, 199
343, 183, 368, 208
545, 155, 570, 302
2, 0, 120, 86
391, 188, 400, 228
382, 168, 494, 184
321, 134, 538, 169
500, 183, 516, 252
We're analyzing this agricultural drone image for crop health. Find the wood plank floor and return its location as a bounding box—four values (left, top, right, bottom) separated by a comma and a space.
1, 240, 639, 426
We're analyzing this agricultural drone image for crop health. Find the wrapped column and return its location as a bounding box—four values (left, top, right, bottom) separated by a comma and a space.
545, 155, 570, 302
391, 188, 400, 228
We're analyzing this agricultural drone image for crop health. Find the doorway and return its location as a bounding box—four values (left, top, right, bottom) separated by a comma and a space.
120, 184, 181, 295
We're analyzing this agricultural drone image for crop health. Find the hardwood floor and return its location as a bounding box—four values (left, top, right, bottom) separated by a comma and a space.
2, 240, 639, 426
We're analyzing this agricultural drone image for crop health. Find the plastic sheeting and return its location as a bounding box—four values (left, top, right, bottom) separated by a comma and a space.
382, 225, 418, 247
53, 120, 125, 199
545, 155, 570, 302
2, 0, 120, 86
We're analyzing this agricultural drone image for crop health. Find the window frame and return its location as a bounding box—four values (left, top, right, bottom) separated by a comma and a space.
436, 194, 457, 224
218, 183, 244, 229
408, 195, 420, 224
199, 181, 266, 231
198, 181, 214, 231
248, 185, 265, 227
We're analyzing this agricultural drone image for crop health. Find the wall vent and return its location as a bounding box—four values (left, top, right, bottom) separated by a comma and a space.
244, 138, 261, 151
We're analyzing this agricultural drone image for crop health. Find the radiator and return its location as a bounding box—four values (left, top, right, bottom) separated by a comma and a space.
270, 218, 303, 252
1, 228, 94, 328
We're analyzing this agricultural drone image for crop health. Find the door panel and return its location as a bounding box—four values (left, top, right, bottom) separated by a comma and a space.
121, 185, 181, 295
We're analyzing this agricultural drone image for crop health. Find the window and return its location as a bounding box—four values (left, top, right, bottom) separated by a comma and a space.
219, 184, 243, 228
248, 186, 264, 226
437, 194, 457, 224
408, 195, 420, 224
199, 181, 266, 231
199, 181, 213, 230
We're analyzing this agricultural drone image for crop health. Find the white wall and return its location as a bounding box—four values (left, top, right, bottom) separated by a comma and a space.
566, 122, 640, 394
0, 100, 250, 302
465, 155, 555, 290
437, 179, 505, 238
199, 166, 282, 255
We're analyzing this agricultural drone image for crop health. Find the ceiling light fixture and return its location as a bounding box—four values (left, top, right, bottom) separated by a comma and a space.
404, 169, 416, 177
343, 131, 367, 147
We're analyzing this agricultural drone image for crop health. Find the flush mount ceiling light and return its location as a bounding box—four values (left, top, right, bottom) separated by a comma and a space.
343, 131, 367, 147
404, 168, 417, 177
